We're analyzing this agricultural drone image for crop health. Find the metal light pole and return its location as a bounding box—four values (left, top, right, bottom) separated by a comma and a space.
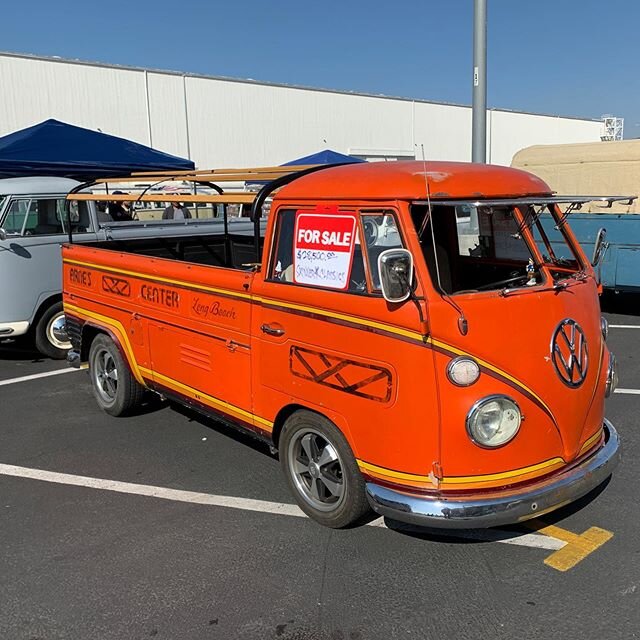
472, 0, 487, 163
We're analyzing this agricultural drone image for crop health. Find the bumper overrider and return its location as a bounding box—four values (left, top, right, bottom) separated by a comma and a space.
365, 420, 620, 529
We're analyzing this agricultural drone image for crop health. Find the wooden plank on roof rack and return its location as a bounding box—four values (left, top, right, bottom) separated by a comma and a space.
92, 166, 317, 185
68, 193, 257, 204
92, 173, 293, 184
129, 165, 316, 177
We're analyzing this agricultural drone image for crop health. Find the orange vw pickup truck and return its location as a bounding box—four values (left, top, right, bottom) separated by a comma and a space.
62, 161, 621, 529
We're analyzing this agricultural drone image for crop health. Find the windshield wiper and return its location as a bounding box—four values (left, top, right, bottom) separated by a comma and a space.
501, 270, 589, 297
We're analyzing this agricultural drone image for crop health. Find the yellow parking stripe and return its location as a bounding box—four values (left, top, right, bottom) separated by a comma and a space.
527, 520, 614, 571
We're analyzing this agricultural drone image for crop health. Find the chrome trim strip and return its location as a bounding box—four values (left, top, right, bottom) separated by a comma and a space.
365, 420, 620, 529
413, 196, 636, 207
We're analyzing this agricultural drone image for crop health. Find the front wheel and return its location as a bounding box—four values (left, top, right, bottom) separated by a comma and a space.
279, 410, 371, 528
34, 302, 71, 359
89, 334, 144, 416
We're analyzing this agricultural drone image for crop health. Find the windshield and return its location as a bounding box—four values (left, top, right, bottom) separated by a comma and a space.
525, 205, 583, 272
411, 203, 583, 295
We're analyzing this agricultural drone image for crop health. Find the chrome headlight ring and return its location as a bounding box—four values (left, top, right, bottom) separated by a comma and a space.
466, 395, 522, 448
447, 356, 481, 387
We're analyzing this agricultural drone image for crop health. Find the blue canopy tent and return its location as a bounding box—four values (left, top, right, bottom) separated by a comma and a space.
247, 149, 365, 188
281, 149, 365, 166
0, 119, 194, 180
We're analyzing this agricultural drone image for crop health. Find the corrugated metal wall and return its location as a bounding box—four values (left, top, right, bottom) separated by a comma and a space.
0, 53, 603, 168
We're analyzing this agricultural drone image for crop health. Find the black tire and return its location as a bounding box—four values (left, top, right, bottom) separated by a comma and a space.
279, 410, 371, 528
88, 334, 144, 416
34, 302, 70, 359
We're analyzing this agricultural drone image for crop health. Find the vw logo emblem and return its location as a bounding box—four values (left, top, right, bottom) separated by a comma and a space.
551, 319, 588, 387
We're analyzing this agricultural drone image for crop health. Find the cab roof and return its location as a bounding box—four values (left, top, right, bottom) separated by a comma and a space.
276, 160, 552, 203
0, 176, 81, 196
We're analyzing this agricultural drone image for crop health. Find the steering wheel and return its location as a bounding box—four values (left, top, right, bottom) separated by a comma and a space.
476, 274, 530, 291
362, 218, 379, 247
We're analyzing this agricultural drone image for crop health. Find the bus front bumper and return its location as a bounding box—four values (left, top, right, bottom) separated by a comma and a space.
365, 420, 620, 529
0, 321, 30, 338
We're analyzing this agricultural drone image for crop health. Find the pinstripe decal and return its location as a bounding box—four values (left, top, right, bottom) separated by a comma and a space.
65, 259, 559, 435
64, 302, 272, 430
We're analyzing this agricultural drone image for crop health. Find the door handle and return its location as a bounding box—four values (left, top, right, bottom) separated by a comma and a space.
261, 323, 285, 337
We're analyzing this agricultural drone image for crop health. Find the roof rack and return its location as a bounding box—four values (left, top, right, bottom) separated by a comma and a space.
63, 162, 347, 261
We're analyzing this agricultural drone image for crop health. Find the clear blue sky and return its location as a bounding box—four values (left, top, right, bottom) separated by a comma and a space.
2, 0, 639, 136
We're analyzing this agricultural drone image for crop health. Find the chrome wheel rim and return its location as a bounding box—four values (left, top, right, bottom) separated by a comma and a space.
287, 428, 345, 512
47, 312, 71, 350
93, 348, 118, 404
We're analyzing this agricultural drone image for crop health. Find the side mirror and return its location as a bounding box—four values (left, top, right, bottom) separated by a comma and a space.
0, 228, 7, 241
378, 249, 414, 303
591, 227, 608, 267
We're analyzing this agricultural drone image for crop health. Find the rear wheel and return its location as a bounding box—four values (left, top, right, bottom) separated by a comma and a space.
34, 302, 70, 359
279, 410, 370, 528
89, 334, 144, 416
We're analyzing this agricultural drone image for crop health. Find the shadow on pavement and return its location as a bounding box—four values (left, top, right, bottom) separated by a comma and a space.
169, 401, 276, 460
0, 339, 46, 362
600, 291, 640, 316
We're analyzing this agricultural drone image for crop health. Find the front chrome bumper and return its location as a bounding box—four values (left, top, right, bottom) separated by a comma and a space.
366, 419, 620, 529
0, 320, 30, 338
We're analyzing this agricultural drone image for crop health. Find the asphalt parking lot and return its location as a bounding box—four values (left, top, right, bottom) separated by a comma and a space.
1, 297, 639, 640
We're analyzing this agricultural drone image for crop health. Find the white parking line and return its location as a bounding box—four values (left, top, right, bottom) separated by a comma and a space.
0, 366, 84, 387
614, 388, 640, 395
0, 462, 565, 551
609, 325, 640, 329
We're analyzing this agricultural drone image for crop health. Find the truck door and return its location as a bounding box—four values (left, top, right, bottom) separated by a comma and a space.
252, 206, 438, 475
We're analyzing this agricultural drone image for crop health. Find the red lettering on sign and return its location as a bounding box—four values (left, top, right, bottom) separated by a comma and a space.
294, 214, 356, 252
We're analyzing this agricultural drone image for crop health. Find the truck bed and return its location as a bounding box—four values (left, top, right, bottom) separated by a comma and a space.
82, 225, 265, 270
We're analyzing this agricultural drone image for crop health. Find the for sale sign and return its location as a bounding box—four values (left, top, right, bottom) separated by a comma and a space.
293, 212, 357, 290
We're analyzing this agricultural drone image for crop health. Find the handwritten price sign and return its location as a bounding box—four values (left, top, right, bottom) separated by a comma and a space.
293, 213, 357, 290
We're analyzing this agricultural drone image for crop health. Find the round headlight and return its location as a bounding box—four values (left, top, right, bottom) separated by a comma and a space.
447, 356, 481, 386
466, 395, 522, 448
601, 317, 609, 341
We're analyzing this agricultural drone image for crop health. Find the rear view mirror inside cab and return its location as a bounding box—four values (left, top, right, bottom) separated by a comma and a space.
378, 249, 413, 303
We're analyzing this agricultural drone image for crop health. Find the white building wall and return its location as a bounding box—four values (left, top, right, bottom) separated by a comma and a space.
0, 52, 604, 169
146, 72, 190, 158
488, 110, 603, 166
0, 55, 150, 145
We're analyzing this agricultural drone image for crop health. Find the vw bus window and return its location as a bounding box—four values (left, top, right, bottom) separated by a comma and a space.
1, 198, 93, 236
269, 208, 367, 293
411, 204, 543, 294
1, 199, 31, 234
531, 206, 581, 271
360, 212, 404, 290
